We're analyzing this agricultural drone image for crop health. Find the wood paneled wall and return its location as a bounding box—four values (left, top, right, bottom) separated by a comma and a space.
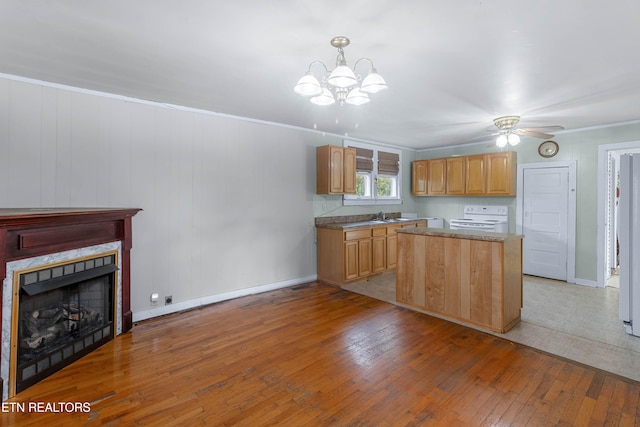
0, 77, 323, 318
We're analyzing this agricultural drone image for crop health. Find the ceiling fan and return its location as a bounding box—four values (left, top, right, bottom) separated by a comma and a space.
491, 115, 564, 147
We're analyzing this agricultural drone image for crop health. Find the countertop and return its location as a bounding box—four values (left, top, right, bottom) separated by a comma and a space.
396, 227, 523, 242
315, 218, 425, 230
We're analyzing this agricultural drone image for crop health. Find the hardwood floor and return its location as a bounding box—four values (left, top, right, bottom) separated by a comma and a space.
4, 282, 640, 426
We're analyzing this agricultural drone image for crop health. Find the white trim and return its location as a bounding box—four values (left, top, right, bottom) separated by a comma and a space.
597, 140, 640, 288
343, 140, 403, 206
0, 72, 412, 153
132, 275, 317, 323
516, 161, 577, 284
574, 278, 599, 288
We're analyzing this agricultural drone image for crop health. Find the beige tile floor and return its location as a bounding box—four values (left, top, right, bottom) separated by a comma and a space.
342, 273, 640, 382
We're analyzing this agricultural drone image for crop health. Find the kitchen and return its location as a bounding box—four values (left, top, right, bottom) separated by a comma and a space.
2, 3, 640, 420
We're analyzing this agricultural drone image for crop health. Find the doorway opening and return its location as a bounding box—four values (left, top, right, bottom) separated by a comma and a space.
597, 141, 640, 288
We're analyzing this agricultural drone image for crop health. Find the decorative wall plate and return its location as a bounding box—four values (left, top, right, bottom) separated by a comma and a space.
538, 140, 559, 158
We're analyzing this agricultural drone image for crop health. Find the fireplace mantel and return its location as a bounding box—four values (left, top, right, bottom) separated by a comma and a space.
0, 207, 141, 398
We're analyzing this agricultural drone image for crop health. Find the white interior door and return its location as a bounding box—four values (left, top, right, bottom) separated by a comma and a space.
522, 167, 569, 280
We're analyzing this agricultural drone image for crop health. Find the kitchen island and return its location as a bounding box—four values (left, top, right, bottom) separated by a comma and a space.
396, 227, 523, 333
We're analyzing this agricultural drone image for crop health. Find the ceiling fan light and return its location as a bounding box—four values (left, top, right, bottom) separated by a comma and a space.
508, 133, 520, 146
294, 73, 322, 96
360, 70, 388, 93
310, 88, 336, 106
496, 134, 508, 148
345, 88, 370, 105
327, 65, 358, 88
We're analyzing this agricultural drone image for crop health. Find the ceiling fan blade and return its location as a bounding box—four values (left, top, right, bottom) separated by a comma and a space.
513, 129, 554, 139
521, 125, 564, 131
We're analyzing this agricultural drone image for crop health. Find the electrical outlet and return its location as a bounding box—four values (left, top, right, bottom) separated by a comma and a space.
165, 295, 172, 305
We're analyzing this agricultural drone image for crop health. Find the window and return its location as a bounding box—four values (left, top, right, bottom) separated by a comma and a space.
344, 141, 402, 206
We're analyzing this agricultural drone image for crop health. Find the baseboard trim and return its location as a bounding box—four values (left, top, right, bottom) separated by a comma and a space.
573, 277, 599, 288
132, 275, 318, 323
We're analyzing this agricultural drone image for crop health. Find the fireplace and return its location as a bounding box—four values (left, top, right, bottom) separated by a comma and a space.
0, 208, 140, 400
13, 252, 118, 394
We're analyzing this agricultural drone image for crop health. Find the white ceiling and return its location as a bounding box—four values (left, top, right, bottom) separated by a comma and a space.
1, 1, 640, 150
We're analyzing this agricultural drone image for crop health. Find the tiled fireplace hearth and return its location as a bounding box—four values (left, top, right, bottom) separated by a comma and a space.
0, 208, 140, 400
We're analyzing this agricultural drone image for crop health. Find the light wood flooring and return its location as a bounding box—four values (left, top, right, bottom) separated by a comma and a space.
344, 273, 640, 383
4, 282, 640, 426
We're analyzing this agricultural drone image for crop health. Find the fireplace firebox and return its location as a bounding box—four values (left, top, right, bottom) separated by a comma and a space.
14, 253, 118, 394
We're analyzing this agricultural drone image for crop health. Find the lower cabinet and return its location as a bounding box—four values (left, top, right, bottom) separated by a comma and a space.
344, 238, 373, 280
386, 230, 398, 270
317, 220, 425, 286
396, 232, 523, 333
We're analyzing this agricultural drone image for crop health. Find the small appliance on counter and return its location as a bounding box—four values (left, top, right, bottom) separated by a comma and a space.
425, 217, 444, 228
449, 205, 508, 233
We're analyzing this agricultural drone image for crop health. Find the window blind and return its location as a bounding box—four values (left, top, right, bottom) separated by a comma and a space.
353, 147, 374, 172
378, 151, 399, 175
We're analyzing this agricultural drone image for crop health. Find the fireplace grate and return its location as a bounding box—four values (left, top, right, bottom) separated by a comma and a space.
17, 324, 112, 394
13, 253, 117, 395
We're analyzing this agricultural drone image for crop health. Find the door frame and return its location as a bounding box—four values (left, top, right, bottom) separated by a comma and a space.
597, 140, 640, 288
516, 161, 577, 284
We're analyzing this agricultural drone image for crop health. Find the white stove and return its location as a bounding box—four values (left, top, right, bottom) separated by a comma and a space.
449, 205, 509, 233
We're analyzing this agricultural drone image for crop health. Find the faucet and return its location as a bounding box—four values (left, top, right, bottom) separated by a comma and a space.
377, 211, 385, 220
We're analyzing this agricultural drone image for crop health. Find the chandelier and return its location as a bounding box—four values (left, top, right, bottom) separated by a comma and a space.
294, 36, 388, 106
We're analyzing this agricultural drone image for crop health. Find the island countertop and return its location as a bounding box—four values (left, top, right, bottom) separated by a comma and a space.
396, 227, 523, 242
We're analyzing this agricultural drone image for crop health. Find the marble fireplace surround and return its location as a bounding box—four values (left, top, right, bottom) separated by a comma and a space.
0, 208, 140, 401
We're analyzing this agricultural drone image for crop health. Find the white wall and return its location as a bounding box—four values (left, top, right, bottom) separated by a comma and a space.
0, 77, 338, 319
413, 122, 640, 282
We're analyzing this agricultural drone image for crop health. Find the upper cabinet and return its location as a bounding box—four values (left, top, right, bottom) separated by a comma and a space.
428, 158, 447, 195
316, 145, 357, 194
486, 152, 516, 195
411, 160, 428, 196
412, 151, 516, 197
465, 154, 487, 195
446, 157, 466, 195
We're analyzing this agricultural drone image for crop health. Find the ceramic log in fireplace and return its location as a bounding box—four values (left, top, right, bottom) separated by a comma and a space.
0, 208, 141, 400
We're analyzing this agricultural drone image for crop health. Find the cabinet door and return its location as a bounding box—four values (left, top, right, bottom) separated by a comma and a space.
372, 235, 387, 273
487, 152, 516, 195
316, 145, 343, 194
329, 146, 345, 194
428, 159, 447, 195
344, 240, 359, 280
465, 154, 487, 195
358, 239, 372, 277
412, 160, 428, 196
386, 232, 397, 270
343, 147, 357, 194
446, 157, 466, 195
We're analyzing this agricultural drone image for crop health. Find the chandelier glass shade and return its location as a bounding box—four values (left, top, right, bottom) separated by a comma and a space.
294, 36, 388, 106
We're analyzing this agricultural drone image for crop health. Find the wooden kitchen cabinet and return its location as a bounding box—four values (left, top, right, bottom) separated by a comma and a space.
371, 228, 387, 274
343, 228, 371, 280
316, 145, 357, 194
446, 157, 466, 195
465, 154, 487, 195
412, 160, 428, 196
317, 220, 425, 286
412, 151, 516, 196
486, 151, 516, 195
428, 159, 447, 195
396, 229, 523, 333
